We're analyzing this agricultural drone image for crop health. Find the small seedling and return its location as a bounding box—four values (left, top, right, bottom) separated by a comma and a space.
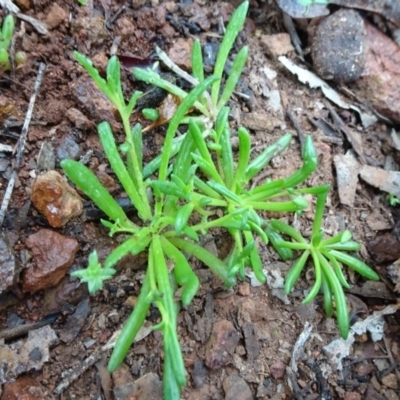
269, 187, 379, 338
0, 15, 14, 72
388, 193, 400, 207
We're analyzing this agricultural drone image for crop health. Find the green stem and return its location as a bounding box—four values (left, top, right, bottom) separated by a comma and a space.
120, 114, 152, 220
158, 75, 218, 184
311, 186, 329, 238
169, 237, 233, 285
108, 268, 153, 372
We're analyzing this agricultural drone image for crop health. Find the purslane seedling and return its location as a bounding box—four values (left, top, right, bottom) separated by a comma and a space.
62, 2, 379, 398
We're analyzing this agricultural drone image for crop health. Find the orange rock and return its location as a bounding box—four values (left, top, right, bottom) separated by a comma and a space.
1, 376, 44, 399
31, 170, 83, 228
261, 33, 295, 59
22, 229, 79, 293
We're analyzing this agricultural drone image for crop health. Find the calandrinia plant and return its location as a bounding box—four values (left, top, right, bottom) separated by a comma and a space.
61, 2, 379, 398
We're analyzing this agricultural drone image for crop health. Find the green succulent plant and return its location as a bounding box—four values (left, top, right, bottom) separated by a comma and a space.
61, 2, 379, 398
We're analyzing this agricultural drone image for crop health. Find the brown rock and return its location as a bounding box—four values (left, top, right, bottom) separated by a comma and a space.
31, 170, 83, 228
205, 320, 240, 369
364, 384, 385, 400
14, 0, 31, 10
270, 360, 286, 379
115, 17, 136, 39
96, 170, 116, 194
368, 232, 400, 264
223, 375, 253, 400
66, 107, 92, 130
384, 389, 400, 400
382, 373, 398, 390
70, 75, 121, 131
91, 52, 108, 74
1, 375, 44, 399
239, 297, 274, 323
40, 98, 68, 125
22, 229, 79, 293
355, 363, 374, 377
261, 33, 295, 58
349, 22, 400, 123
240, 112, 282, 132
45, 3, 68, 29
237, 282, 250, 296
242, 321, 260, 361
135, 6, 166, 30
168, 38, 193, 71
113, 372, 162, 400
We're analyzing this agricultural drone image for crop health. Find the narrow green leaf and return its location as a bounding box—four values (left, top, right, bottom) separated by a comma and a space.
126, 91, 143, 117
325, 241, 361, 252
161, 236, 200, 306
206, 180, 242, 203
302, 249, 322, 303
74, 51, 111, 100
211, 0, 249, 104
150, 181, 189, 200
219, 109, 234, 188
142, 108, 159, 121
0, 15, 14, 49
61, 159, 130, 226
159, 75, 219, 183
104, 233, 151, 269
193, 176, 223, 200
174, 203, 195, 234
233, 127, 251, 187
169, 237, 234, 286
106, 56, 124, 105
191, 153, 223, 183
328, 250, 379, 281
270, 219, 307, 243
318, 251, 349, 339
217, 46, 248, 110
244, 230, 266, 284
191, 39, 204, 83
284, 250, 310, 294
108, 268, 153, 371
245, 133, 292, 182
283, 135, 318, 189
265, 227, 294, 261
98, 121, 151, 220
323, 252, 351, 289
321, 268, 333, 317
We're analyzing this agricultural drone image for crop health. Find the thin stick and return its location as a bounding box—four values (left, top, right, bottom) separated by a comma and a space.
286, 106, 305, 149
0, 62, 45, 226
155, 46, 216, 116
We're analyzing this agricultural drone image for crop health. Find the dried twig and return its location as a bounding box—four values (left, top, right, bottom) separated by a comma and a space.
286, 106, 305, 148
282, 12, 304, 61
155, 46, 216, 116
0, 62, 45, 226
